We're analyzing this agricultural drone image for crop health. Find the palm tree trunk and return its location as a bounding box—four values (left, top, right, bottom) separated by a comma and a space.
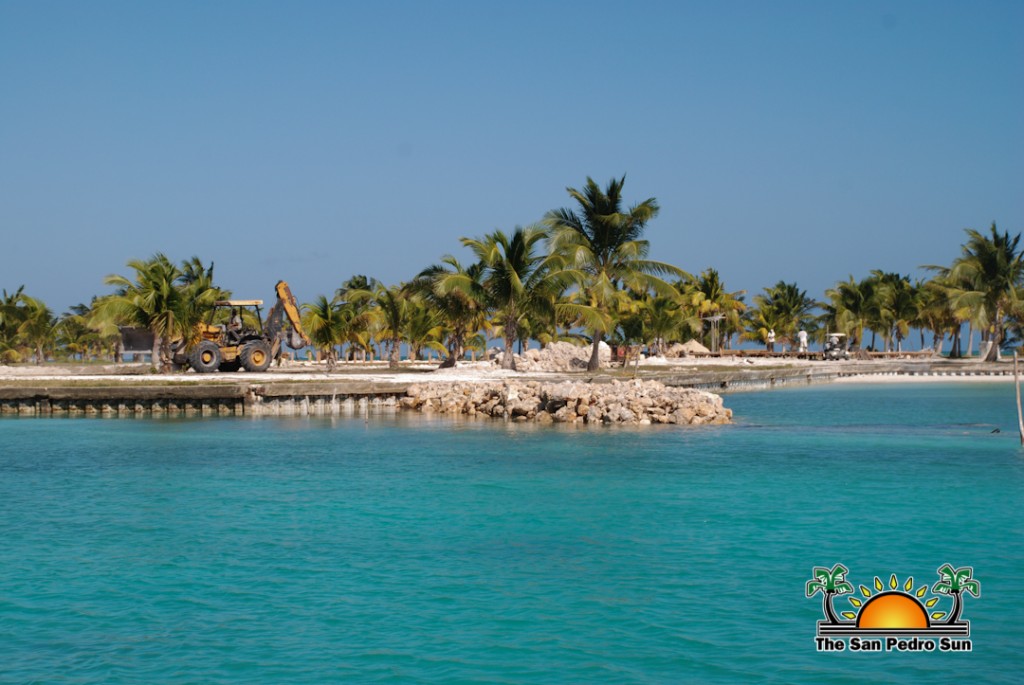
440, 334, 465, 369
388, 337, 400, 369
440, 347, 458, 369
946, 591, 963, 624
983, 334, 999, 362
823, 591, 840, 624
987, 309, 1004, 362
151, 333, 161, 371
501, 331, 517, 370
965, 324, 974, 357
587, 330, 604, 372
160, 338, 173, 373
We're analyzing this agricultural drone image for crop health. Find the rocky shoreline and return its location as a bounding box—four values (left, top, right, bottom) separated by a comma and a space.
400, 379, 732, 425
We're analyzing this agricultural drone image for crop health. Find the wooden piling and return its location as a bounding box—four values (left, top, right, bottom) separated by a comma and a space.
1015, 352, 1024, 446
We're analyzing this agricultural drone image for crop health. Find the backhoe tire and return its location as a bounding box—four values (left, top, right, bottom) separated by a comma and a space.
190, 341, 221, 373
241, 340, 272, 372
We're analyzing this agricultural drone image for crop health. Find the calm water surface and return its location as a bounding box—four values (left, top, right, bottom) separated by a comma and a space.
1, 382, 1021, 683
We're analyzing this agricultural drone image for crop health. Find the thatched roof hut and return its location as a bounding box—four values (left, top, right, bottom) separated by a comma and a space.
680, 339, 711, 356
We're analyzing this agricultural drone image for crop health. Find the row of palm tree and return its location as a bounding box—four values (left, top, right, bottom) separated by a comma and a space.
292, 191, 1020, 369
821, 225, 1024, 361
1, 176, 1019, 370
1, 287, 56, 364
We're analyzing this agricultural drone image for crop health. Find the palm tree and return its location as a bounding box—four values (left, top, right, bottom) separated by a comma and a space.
369, 284, 409, 369
520, 300, 561, 349
57, 304, 98, 361
929, 224, 1024, 361
302, 295, 346, 369
871, 271, 918, 352
411, 257, 487, 368
641, 292, 692, 357
16, 295, 55, 364
806, 564, 854, 625
462, 225, 573, 371
336, 274, 380, 301
914, 278, 956, 354
94, 254, 222, 371
743, 281, 817, 351
82, 297, 128, 362
545, 175, 688, 371
825, 276, 876, 351
404, 295, 445, 361
178, 257, 230, 345
927, 269, 980, 358
742, 305, 785, 350
614, 291, 648, 371
932, 565, 980, 625
678, 268, 746, 350
335, 275, 379, 361
0, 286, 27, 363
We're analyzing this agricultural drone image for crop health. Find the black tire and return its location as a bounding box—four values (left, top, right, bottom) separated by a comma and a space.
189, 340, 221, 373
241, 340, 272, 372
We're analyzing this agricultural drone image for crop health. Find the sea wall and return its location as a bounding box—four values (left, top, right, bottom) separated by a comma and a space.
0, 385, 247, 416
400, 379, 732, 425
0, 359, 1011, 418
0, 382, 399, 417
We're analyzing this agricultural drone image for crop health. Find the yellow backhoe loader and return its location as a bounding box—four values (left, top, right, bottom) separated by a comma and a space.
171, 280, 310, 373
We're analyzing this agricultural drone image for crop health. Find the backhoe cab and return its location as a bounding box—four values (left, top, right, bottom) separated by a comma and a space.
174, 281, 310, 373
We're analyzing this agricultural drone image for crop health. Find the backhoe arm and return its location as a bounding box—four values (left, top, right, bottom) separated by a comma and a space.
265, 280, 311, 350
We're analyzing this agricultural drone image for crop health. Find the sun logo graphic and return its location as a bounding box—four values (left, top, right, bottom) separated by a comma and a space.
806, 564, 979, 653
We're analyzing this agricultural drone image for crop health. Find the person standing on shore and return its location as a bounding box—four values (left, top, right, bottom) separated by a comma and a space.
798, 329, 808, 353
767, 329, 776, 353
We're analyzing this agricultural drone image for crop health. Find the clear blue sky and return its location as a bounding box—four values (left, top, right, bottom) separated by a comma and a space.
2, 0, 1021, 314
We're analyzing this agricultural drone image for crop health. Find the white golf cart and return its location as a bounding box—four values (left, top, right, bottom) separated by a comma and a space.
822, 333, 850, 361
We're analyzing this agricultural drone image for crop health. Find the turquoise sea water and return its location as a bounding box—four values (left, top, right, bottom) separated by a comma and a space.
1, 382, 1021, 684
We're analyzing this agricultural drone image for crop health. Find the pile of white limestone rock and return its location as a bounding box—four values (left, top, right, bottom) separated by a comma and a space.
400, 378, 732, 426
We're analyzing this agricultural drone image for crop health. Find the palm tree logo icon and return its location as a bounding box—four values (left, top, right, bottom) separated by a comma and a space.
806, 564, 853, 625
807, 564, 979, 637
932, 565, 982, 626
